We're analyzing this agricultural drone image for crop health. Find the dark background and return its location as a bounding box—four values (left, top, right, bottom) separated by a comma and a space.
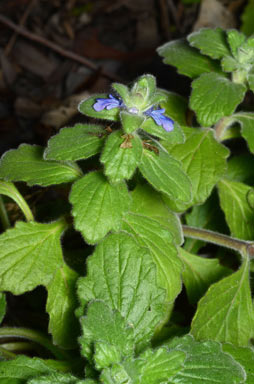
0, 0, 247, 155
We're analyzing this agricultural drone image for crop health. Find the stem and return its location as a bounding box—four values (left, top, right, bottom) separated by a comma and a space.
232, 70, 247, 85
0, 327, 69, 360
214, 116, 233, 141
0, 181, 34, 222
0, 341, 35, 353
0, 345, 17, 359
12, 189, 34, 222
0, 196, 10, 230
182, 225, 251, 257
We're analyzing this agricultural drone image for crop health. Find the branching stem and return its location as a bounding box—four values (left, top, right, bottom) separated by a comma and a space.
182, 225, 254, 259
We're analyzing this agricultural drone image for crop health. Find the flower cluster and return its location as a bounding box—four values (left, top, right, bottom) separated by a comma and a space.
93, 94, 174, 132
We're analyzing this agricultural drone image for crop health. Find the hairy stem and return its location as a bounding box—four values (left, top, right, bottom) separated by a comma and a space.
214, 116, 233, 141
0, 327, 69, 360
182, 225, 254, 259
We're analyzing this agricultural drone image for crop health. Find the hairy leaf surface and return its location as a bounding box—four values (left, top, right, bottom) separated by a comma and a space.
168, 335, 245, 384
139, 149, 192, 203
46, 263, 79, 349
188, 28, 230, 59
70, 171, 131, 244
223, 344, 254, 384
122, 213, 182, 303
101, 347, 185, 384
80, 301, 135, 369
0, 219, 67, 294
0, 145, 81, 186
131, 184, 183, 245
184, 193, 226, 253
163, 128, 229, 211
218, 179, 254, 240
190, 73, 246, 126
28, 372, 85, 384
157, 40, 222, 78
233, 112, 254, 153
100, 130, 143, 183
44, 124, 105, 161
77, 233, 166, 354
0, 356, 59, 382
179, 248, 231, 304
191, 259, 254, 346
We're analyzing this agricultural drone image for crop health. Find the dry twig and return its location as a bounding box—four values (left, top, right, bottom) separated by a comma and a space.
0, 14, 121, 82
5, 0, 37, 56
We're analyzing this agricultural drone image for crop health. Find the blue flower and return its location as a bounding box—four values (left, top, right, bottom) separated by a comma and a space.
93, 94, 123, 111
144, 107, 174, 132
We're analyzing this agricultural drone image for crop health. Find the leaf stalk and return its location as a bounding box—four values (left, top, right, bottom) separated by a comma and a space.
182, 225, 254, 259
0, 327, 69, 360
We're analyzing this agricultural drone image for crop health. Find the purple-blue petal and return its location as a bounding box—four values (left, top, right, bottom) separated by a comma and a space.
160, 116, 174, 132
93, 94, 122, 112
144, 107, 174, 132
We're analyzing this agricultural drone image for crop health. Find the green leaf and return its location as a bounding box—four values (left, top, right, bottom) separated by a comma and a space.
0, 355, 58, 382
157, 39, 223, 79
241, 0, 254, 36
28, 372, 84, 384
0, 292, 6, 324
167, 335, 245, 384
226, 29, 246, 58
178, 248, 231, 305
191, 258, 254, 346
139, 149, 192, 203
188, 28, 230, 59
223, 343, 254, 384
130, 75, 157, 108
221, 55, 239, 72
226, 154, 254, 183
141, 119, 184, 144
0, 218, 67, 294
247, 70, 254, 92
80, 300, 135, 369
190, 73, 246, 127
218, 179, 254, 240
120, 111, 145, 134
78, 94, 120, 121
162, 128, 229, 211
112, 83, 130, 104
184, 193, 227, 253
101, 347, 185, 384
70, 171, 131, 244
137, 348, 185, 384
0, 145, 81, 187
100, 131, 143, 183
77, 232, 166, 354
159, 89, 188, 126
232, 112, 254, 153
46, 263, 79, 349
131, 184, 183, 246
122, 212, 182, 303
44, 124, 105, 161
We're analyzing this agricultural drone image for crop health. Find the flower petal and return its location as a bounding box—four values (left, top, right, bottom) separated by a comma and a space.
144, 107, 174, 132
93, 94, 122, 111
